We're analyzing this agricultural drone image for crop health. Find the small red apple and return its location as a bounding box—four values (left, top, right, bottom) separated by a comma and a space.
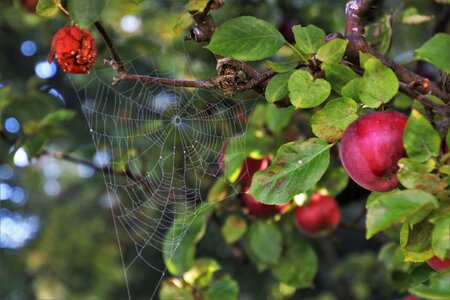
339, 111, 408, 192
294, 193, 340, 236
20, 0, 38, 13
278, 19, 301, 44
237, 157, 270, 186
240, 184, 288, 218
403, 295, 420, 300
426, 256, 450, 272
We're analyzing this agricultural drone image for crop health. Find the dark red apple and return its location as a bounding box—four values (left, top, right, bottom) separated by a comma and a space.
20, 0, 38, 13
339, 111, 408, 192
278, 19, 301, 44
237, 157, 270, 186
240, 184, 288, 218
294, 193, 340, 236
426, 256, 450, 272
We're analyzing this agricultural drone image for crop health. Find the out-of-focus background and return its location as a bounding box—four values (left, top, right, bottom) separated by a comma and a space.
0, 0, 445, 299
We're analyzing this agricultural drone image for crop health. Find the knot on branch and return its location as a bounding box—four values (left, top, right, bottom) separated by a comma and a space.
214, 58, 247, 96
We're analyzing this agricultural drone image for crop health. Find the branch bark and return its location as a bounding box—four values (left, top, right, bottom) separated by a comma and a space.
344, 0, 449, 103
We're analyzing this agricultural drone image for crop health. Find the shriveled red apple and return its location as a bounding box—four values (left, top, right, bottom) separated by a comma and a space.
339, 111, 408, 192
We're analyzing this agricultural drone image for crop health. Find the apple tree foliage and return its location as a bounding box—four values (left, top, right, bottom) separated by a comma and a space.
162, 5, 450, 300
1, 0, 449, 299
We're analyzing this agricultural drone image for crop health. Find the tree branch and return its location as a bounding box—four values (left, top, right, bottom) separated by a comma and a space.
39, 150, 147, 185
344, 0, 449, 103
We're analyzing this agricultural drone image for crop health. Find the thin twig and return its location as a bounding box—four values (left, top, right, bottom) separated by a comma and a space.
40, 150, 145, 184
94, 21, 125, 73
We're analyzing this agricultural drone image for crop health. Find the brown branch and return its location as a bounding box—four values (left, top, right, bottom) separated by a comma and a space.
344, 0, 449, 103
40, 150, 146, 184
94, 21, 125, 73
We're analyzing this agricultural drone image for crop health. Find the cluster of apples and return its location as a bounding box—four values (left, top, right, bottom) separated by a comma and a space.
230, 155, 340, 237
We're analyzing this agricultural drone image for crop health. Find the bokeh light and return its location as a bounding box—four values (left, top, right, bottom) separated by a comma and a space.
43, 179, 61, 197
0, 164, 14, 180
35, 61, 57, 79
21, 40, 37, 57
93, 150, 112, 168
0, 209, 39, 249
120, 15, 142, 33
13, 148, 29, 168
77, 164, 95, 178
5, 117, 20, 134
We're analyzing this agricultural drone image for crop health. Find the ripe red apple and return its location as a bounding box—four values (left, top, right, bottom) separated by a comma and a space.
237, 157, 270, 186
339, 111, 408, 192
240, 184, 288, 218
294, 193, 340, 236
426, 256, 450, 272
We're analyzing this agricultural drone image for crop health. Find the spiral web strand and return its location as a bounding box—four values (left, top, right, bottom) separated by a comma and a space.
70, 47, 259, 299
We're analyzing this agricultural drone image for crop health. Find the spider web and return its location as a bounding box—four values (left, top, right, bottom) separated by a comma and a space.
69, 45, 260, 299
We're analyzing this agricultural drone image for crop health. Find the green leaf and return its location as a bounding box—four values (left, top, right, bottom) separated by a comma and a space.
265, 105, 295, 134
322, 63, 358, 95
224, 130, 272, 183
23, 135, 47, 159
271, 236, 318, 288
446, 129, 450, 148
400, 219, 434, 262
187, 0, 209, 11
248, 139, 331, 205
292, 25, 325, 55
204, 278, 239, 300
378, 243, 409, 272
247, 221, 282, 265
267, 56, 299, 73
316, 166, 349, 197
40, 109, 76, 127
206, 16, 285, 61
359, 58, 399, 107
317, 39, 348, 64
366, 190, 439, 239
341, 77, 362, 102
159, 279, 194, 300
409, 270, 450, 300
67, 0, 106, 28
431, 215, 450, 259
397, 158, 448, 194
288, 69, 331, 109
311, 97, 359, 143
36, 0, 59, 17
402, 7, 434, 25
416, 33, 450, 72
207, 177, 230, 203
366, 14, 393, 55
221, 215, 247, 244
265, 72, 293, 103
183, 258, 221, 287
404, 109, 441, 162
163, 204, 212, 275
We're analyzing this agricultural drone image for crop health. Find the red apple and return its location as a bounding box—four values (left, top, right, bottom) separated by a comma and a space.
237, 157, 270, 186
426, 256, 450, 272
278, 19, 301, 44
294, 193, 340, 236
339, 111, 408, 192
20, 0, 38, 13
403, 295, 420, 300
240, 184, 288, 218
